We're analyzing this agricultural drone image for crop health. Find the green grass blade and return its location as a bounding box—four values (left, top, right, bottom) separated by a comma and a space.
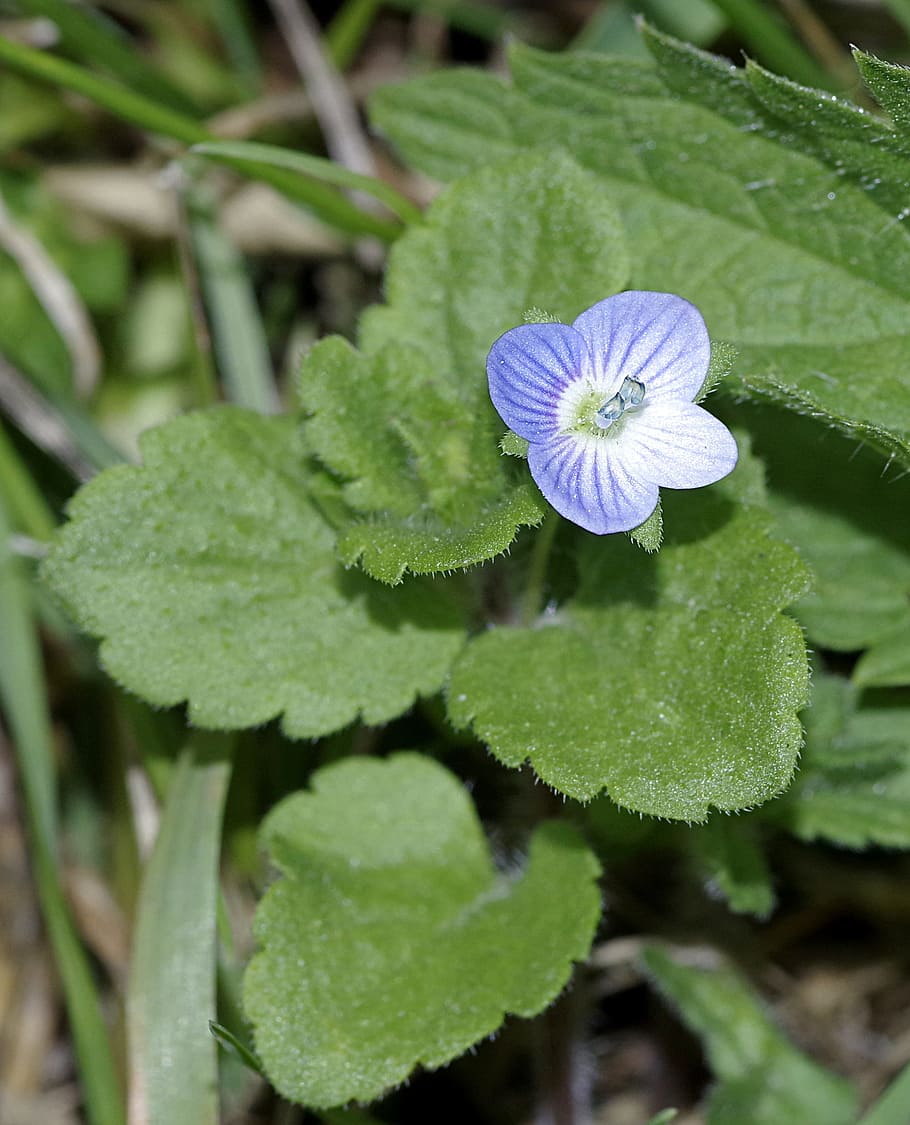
882, 0, 910, 39
209, 0, 261, 89
326, 0, 382, 70
700, 0, 836, 89
0, 420, 56, 540
858, 1060, 910, 1125
0, 35, 401, 240
192, 139, 424, 226
0, 493, 124, 1125
384, 0, 513, 40
186, 187, 280, 413
14, 0, 199, 113
127, 734, 233, 1125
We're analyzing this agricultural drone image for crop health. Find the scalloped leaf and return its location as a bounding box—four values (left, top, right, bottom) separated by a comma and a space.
371, 37, 910, 467
41, 408, 466, 737
446, 446, 812, 819
243, 753, 601, 1108
298, 149, 628, 582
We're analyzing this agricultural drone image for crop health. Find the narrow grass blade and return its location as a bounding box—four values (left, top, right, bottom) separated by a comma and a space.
210, 0, 261, 90
0, 36, 401, 241
127, 734, 233, 1125
0, 420, 56, 540
186, 187, 279, 413
192, 139, 424, 226
326, 0, 382, 70
0, 493, 124, 1125
700, 0, 836, 89
14, 0, 199, 113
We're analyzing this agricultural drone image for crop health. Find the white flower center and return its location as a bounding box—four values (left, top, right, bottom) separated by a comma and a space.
594, 376, 646, 430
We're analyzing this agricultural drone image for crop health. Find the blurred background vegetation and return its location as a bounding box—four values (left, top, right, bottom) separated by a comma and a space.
2, 3, 910, 1124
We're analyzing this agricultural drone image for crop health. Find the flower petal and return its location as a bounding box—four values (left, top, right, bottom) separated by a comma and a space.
619, 400, 739, 489
487, 322, 589, 441
528, 433, 659, 534
572, 291, 710, 402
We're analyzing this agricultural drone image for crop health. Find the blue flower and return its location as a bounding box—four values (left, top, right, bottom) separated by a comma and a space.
487, 291, 738, 535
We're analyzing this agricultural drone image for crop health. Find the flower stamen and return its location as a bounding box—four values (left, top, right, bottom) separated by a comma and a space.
595, 376, 646, 430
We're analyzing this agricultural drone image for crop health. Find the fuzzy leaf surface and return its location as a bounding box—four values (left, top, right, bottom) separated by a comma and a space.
447, 448, 811, 819
244, 753, 602, 1108
299, 150, 627, 582
644, 947, 858, 1125
42, 408, 466, 737
371, 38, 910, 466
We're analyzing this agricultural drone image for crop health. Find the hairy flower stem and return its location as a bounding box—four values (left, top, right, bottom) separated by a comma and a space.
521, 511, 560, 626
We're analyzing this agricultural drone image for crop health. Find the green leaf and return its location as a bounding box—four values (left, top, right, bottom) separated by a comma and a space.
41, 408, 466, 737
854, 630, 910, 688
500, 430, 530, 458
640, 27, 910, 221
371, 37, 910, 467
446, 445, 812, 819
244, 753, 601, 1108
773, 673, 910, 849
335, 484, 547, 584
628, 498, 663, 553
692, 817, 775, 918
725, 403, 910, 668
643, 946, 858, 1125
209, 1021, 263, 1076
853, 49, 910, 136
299, 149, 629, 581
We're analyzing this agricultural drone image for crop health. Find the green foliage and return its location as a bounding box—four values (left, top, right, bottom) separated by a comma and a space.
0, 174, 128, 394
628, 498, 663, 552
244, 754, 601, 1108
447, 446, 812, 819
727, 404, 910, 681
300, 150, 629, 582
854, 48, 910, 134
773, 673, 910, 849
371, 34, 910, 467
643, 947, 858, 1125
128, 737, 232, 1125
692, 817, 775, 918
41, 408, 466, 737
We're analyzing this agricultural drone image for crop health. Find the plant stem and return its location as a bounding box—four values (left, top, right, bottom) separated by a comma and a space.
521, 511, 560, 626
533, 984, 590, 1125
